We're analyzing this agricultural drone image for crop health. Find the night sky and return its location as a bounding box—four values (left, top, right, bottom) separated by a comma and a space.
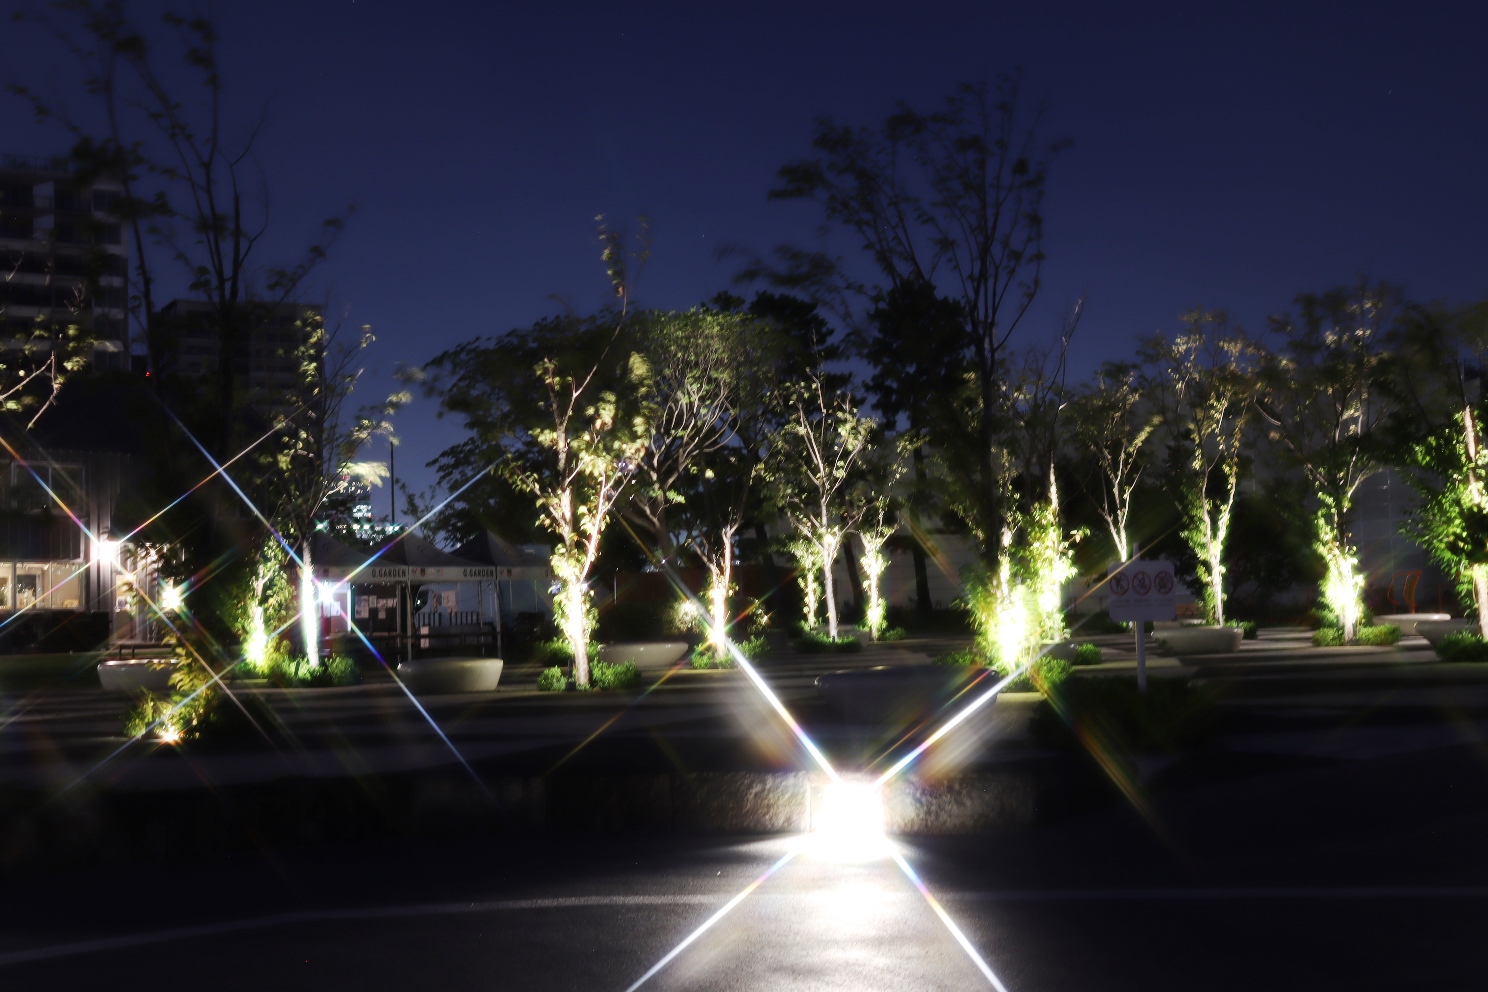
3, 0, 1485, 508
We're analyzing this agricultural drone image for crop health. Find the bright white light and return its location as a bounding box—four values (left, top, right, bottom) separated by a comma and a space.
93, 538, 120, 565
157, 722, 182, 745
317, 581, 339, 606
160, 582, 184, 612
813, 779, 886, 860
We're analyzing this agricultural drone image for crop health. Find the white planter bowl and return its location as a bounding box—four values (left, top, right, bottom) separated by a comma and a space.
1157, 625, 1244, 656
396, 657, 504, 693
1416, 619, 1478, 647
1371, 613, 1451, 637
98, 658, 179, 694
597, 641, 691, 671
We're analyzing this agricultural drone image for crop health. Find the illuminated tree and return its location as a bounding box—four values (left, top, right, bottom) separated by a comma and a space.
1255, 281, 1397, 642
1069, 361, 1159, 563
430, 225, 652, 687
753, 78, 1066, 561
1388, 301, 1488, 633
1144, 311, 1262, 626
765, 374, 877, 641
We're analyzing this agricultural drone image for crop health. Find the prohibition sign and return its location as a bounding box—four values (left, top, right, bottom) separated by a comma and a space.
1155, 571, 1174, 595
1132, 572, 1152, 595
1110, 573, 1130, 596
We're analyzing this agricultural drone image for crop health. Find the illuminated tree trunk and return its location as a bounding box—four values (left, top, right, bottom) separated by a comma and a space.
820, 527, 842, 642
300, 540, 319, 669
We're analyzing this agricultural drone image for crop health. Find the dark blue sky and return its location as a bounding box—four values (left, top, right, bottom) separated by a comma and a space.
4, 1, 1486, 508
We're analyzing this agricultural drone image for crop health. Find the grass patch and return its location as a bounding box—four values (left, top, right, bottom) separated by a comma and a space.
1435, 630, 1488, 662
1035, 676, 1219, 752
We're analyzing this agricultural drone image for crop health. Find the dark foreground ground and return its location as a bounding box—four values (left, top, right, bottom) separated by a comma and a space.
1, 739, 1486, 991
2, 631, 1488, 989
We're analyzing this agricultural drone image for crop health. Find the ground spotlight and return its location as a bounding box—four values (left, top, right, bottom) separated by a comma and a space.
812, 777, 887, 860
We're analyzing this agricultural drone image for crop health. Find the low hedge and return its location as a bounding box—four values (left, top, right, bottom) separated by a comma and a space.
1436, 630, 1488, 662
1034, 676, 1218, 753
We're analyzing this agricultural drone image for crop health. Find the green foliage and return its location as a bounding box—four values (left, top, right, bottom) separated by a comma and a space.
1037, 676, 1218, 752
1356, 624, 1401, 646
795, 630, 864, 653
877, 626, 907, 641
1228, 620, 1259, 640
265, 652, 359, 687
537, 666, 569, 691
1405, 409, 1488, 613
691, 634, 768, 669
1312, 623, 1397, 647
1312, 626, 1345, 647
532, 637, 596, 668
588, 659, 642, 690
1435, 630, 1488, 662
933, 648, 984, 668
1072, 642, 1104, 665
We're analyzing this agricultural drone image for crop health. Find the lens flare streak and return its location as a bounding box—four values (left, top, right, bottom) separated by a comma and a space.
891, 849, 1010, 991
621, 847, 799, 992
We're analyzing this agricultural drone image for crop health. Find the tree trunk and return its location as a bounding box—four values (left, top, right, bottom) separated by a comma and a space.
300, 539, 319, 669
911, 446, 933, 619
1475, 565, 1488, 640
821, 535, 840, 641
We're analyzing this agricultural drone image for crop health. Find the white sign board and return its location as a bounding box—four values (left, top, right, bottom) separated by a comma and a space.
1107, 559, 1177, 622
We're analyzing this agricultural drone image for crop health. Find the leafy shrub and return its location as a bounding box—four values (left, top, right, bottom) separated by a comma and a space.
691, 634, 768, 669
1072, 642, 1103, 666
265, 652, 359, 687
589, 659, 641, 690
1356, 624, 1401, 646
1313, 626, 1345, 647
1229, 620, 1259, 640
1436, 630, 1488, 662
1035, 676, 1219, 752
877, 626, 908, 642
796, 630, 864, 653
536, 665, 569, 691
1313, 624, 1400, 647
532, 638, 600, 668
934, 648, 984, 668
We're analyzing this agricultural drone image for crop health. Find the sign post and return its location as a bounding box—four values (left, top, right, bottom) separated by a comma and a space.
1107, 560, 1177, 693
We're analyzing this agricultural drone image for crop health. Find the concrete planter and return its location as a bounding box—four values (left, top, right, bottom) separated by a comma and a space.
597, 641, 691, 672
1372, 613, 1451, 638
816, 664, 985, 724
1156, 625, 1244, 656
396, 657, 504, 693
1416, 618, 1479, 647
97, 658, 179, 694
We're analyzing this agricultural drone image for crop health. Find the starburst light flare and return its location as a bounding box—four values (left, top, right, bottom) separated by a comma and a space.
891, 848, 1010, 990
621, 847, 800, 992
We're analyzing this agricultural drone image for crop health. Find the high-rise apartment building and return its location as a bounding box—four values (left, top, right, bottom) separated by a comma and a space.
155, 299, 322, 421
0, 152, 129, 368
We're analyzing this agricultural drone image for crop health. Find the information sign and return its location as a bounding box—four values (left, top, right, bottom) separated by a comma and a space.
1107, 559, 1178, 693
